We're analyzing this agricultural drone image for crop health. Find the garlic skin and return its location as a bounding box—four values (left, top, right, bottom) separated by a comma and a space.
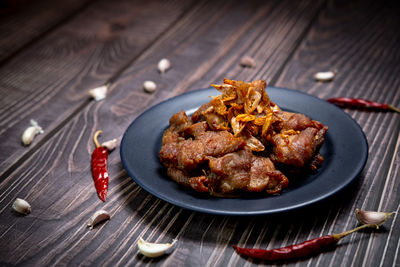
314, 71, 336, 82
89, 84, 108, 101
22, 119, 44, 146
157, 58, 171, 74
101, 138, 118, 151
355, 208, 394, 228
87, 210, 110, 229
143, 81, 157, 93
12, 198, 31, 215
239, 56, 256, 68
138, 237, 177, 258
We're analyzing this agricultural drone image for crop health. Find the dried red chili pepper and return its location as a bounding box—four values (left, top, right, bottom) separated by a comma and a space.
91, 130, 109, 202
233, 223, 377, 261
327, 97, 400, 113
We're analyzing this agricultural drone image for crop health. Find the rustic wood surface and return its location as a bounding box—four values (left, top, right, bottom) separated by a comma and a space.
0, 0, 399, 266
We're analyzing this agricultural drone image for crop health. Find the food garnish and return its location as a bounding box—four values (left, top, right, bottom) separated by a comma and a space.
12, 198, 31, 215
314, 71, 335, 82
101, 138, 118, 151
143, 80, 157, 93
158, 58, 171, 74
87, 210, 110, 229
355, 208, 394, 227
239, 56, 256, 68
233, 209, 394, 261
91, 130, 110, 202
138, 237, 177, 258
159, 79, 328, 197
89, 84, 109, 101
327, 97, 400, 113
22, 119, 44, 146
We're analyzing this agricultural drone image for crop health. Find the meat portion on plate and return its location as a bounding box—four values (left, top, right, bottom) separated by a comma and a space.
159, 79, 328, 197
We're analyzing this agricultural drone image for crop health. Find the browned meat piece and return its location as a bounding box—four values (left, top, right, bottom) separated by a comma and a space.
270, 126, 328, 168
175, 130, 246, 171
167, 167, 192, 187
282, 113, 312, 131
248, 157, 289, 194
162, 110, 192, 145
159, 110, 246, 172
189, 176, 209, 192
167, 167, 209, 192
169, 110, 192, 131
191, 102, 212, 122
282, 113, 326, 133
208, 149, 252, 193
208, 149, 288, 194
204, 113, 228, 131
184, 121, 208, 137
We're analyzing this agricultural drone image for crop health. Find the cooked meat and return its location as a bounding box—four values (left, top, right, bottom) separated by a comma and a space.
167, 167, 209, 192
248, 157, 289, 194
191, 102, 212, 123
208, 149, 288, 194
208, 149, 252, 193
160, 129, 246, 171
270, 126, 328, 168
183, 121, 208, 137
282, 113, 312, 131
159, 79, 327, 197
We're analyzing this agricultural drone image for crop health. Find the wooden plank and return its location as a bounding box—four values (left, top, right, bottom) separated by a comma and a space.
0, 0, 196, 178
0, 0, 94, 62
0, 0, 326, 265
273, 1, 400, 266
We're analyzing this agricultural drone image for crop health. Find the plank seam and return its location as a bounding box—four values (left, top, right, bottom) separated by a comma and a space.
0, 0, 98, 67
269, 0, 328, 86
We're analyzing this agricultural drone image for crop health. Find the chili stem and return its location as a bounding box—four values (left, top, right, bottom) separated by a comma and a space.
388, 104, 400, 113
93, 130, 103, 148
332, 223, 378, 241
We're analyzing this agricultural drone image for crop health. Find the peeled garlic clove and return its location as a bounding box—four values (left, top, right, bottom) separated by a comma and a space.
157, 58, 171, 74
143, 81, 157, 93
87, 210, 110, 229
138, 237, 177, 258
355, 208, 394, 227
89, 84, 109, 101
314, 71, 336, 82
239, 56, 256, 68
12, 198, 31, 215
22, 119, 44, 146
101, 138, 118, 151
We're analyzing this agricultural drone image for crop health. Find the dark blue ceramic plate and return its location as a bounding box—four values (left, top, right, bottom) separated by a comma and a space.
120, 87, 368, 215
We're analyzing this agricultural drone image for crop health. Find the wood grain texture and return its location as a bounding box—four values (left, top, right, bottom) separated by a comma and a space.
0, 0, 94, 63
1, 0, 399, 266
0, 0, 195, 178
274, 0, 400, 266
0, 0, 329, 266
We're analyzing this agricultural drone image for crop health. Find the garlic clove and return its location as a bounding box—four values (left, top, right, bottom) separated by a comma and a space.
22, 119, 43, 146
12, 198, 31, 215
157, 58, 171, 74
138, 237, 177, 258
87, 210, 110, 229
101, 138, 118, 151
239, 56, 256, 68
89, 84, 109, 101
314, 71, 336, 82
143, 81, 157, 93
355, 208, 394, 228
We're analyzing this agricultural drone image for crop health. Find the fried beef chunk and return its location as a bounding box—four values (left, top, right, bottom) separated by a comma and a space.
270, 112, 328, 170
208, 148, 288, 195
159, 79, 327, 197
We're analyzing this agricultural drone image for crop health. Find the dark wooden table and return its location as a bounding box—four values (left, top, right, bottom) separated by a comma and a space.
1, 0, 399, 266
